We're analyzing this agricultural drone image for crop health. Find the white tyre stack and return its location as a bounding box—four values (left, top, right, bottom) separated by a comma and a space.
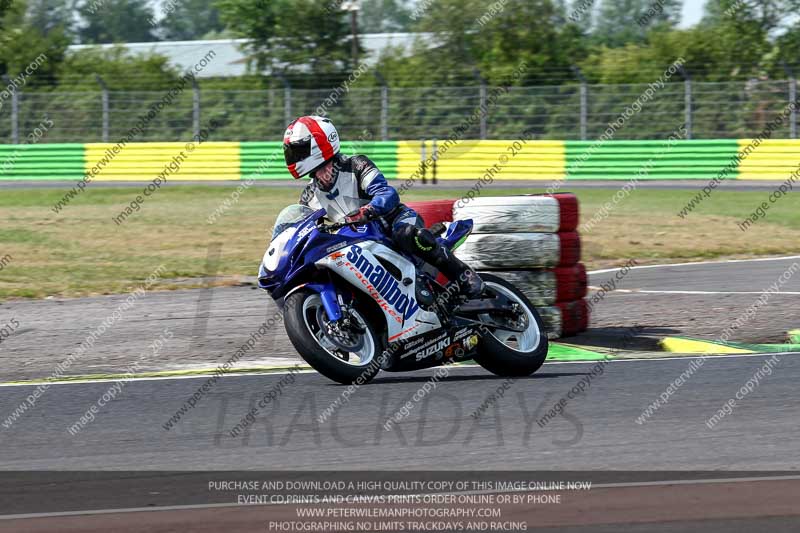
452, 194, 589, 339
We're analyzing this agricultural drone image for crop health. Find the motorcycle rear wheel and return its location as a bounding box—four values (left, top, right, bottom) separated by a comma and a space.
472, 273, 549, 377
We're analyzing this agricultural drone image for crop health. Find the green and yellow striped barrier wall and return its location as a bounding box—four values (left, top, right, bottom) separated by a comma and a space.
0, 144, 85, 180
241, 141, 398, 180
564, 140, 741, 180
397, 140, 566, 181
736, 139, 800, 180
1, 140, 799, 181
85, 142, 241, 180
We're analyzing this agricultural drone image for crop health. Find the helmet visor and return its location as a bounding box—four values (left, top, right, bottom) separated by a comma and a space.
283, 136, 312, 166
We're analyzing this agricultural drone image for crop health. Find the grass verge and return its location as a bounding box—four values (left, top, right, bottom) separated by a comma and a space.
1, 184, 798, 300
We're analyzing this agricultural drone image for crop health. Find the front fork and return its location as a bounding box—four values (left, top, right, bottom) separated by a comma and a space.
304, 278, 371, 356
305, 281, 342, 322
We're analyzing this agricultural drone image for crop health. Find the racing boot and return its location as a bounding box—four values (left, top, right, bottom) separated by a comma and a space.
422, 242, 484, 300
435, 248, 485, 299
398, 224, 485, 300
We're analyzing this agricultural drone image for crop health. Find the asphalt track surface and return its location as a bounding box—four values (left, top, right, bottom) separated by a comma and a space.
581, 255, 800, 350
2, 352, 798, 470
2, 256, 797, 380
2, 242, 799, 530
1, 353, 799, 530
0, 179, 793, 191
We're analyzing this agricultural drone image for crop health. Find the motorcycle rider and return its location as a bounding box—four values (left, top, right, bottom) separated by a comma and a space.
283, 115, 484, 298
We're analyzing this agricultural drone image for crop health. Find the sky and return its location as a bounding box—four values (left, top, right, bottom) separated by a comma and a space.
146, 0, 711, 29
680, 0, 706, 28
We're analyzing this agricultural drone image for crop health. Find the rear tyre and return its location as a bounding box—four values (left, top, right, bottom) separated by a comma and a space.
472, 273, 549, 377
284, 289, 383, 385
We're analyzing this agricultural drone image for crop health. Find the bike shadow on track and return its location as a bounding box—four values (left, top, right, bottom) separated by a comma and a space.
362, 372, 589, 386
567, 326, 678, 352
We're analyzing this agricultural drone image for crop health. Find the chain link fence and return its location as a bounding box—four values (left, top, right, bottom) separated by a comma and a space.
0, 79, 797, 143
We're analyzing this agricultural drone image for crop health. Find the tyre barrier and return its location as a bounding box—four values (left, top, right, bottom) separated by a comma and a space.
558, 299, 590, 336
454, 232, 580, 269
535, 306, 563, 339
406, 200, 455, 227
408, 194, 590, 338
489, 264, 587, 306
452, 193, 578, 233
536, 300, 590, 338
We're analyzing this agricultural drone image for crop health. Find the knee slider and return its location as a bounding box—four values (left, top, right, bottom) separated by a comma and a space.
413, 227, 437, 252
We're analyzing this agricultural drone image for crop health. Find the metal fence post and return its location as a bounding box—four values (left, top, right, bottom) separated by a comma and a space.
375, 72, 389, 141
579, 83, 588, 141
791, 78, 798, 140
572, 67, 587, 140
95, 74, 109, 142
432, 138, 438, 184
191, 76, 201, 139
420, 140, 427, 184
783, 63, 797, 139
11, 89, 19, 144
473, 68, 488, 139
479, 83, 487, 140
380, 85, 389, 141
3, 75, 19, 144
277, 73, 291, 126
678, 66, 692, 140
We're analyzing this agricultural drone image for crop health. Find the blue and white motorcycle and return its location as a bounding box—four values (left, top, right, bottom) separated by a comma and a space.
258, 204, 548, 384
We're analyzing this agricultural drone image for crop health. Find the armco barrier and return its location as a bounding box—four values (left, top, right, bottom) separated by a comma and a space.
2, 139, 799, 180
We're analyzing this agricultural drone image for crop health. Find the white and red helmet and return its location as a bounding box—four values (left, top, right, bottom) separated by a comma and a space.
283, 115, 340, 178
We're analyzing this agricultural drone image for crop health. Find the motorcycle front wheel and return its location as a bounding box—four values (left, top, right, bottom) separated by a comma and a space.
284, 289, 383, 385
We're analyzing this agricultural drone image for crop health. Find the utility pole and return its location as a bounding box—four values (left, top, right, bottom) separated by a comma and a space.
341, 1, 360, 66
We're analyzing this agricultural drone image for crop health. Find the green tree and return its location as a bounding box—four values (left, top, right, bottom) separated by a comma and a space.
76, 0, 157, 43
0, 0, 69, 82
399, 0, 587, 85
157, 0, 226, 41
0, 0, 12, 25
58, 46, 181, 89
359, 0, 413, 32
25, 0, 74, 36
774, 23, 800, 72
217, 0, 358, 76
592, 0, 681, 47
580, 23, 769, 84
703, 0, 800, 35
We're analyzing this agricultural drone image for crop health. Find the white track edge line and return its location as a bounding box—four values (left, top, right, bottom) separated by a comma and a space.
588, 255, 800, 275
0, 353, 794, 389
586, 288, 800, 295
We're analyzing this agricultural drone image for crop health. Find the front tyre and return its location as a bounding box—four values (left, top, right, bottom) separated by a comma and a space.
473, 273, 549, 377
284, 289, 383, 385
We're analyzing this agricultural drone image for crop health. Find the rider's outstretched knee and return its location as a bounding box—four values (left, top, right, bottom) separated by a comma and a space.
394, 223, 436, 256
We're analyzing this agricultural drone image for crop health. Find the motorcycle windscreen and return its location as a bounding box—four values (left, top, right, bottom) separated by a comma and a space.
271, 204, 316, 240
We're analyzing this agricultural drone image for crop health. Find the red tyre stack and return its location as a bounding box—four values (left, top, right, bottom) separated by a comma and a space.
405, 200, 455, 227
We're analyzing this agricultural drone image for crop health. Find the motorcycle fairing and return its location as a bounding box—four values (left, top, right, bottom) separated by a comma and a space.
258, 209, 390, 299
385, 323, 483, 372
316, 240, 442, 342
259, 207, 483, 369
438, 219, 473, 251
